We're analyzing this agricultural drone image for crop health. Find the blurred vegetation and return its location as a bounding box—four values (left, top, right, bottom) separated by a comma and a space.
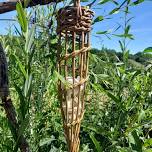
0, 0, 152, 152
91, 47, 152, 67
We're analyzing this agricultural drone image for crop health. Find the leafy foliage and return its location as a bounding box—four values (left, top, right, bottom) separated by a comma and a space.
0, 0, 152, 152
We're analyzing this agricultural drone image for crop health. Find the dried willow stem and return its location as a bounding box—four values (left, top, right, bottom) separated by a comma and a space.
0, 0, 62, 14
0, 43, 9, 98
1, 97, 30, 152
0, 43, 30, 152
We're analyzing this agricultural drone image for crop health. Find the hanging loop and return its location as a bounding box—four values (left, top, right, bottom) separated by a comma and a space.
75, 0, 82, 19
74, 0, 81, 7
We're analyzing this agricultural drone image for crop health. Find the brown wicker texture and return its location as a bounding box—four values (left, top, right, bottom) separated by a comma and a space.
57, 1, 93, 152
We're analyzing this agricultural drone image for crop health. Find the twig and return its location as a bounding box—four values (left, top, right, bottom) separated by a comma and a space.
1, 97, 30, 152
0, 43, 30, 152
0, 0, 62, 14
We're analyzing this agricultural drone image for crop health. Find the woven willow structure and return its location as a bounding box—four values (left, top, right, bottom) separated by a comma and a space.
57, 0, 93, 151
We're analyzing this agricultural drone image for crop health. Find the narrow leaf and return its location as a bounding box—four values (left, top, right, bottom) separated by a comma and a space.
89, 133, 103, 152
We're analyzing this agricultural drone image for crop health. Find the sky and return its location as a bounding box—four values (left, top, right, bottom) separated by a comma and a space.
91, 0, 152, 53
0, 0, 152, 54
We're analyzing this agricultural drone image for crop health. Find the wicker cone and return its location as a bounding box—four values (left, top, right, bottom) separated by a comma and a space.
57, 2, 93, 152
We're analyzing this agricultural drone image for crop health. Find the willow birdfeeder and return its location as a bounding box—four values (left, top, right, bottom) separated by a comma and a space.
57, 0, 94, 151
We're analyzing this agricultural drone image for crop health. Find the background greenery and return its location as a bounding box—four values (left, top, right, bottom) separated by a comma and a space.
0, 0, 152, 152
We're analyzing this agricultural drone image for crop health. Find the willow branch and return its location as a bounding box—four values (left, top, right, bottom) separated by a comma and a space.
1, 97, 30, 152
0, 0, 62, 14
0, 43, 30, 152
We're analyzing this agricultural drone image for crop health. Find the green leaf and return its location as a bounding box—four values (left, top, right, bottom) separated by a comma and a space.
97, 74, 109, 79
39, 137, 55, 147
104, 90, 120, 104
112, 0, 119, 5
93, 16, 104, 24
130, 70, 141, 81
13, 54, 27, 79
25, 25, 36, 53
138, 109, 145, 122
144, 139, 152, 148
143, 47, 152, 53
131, 0, 144, 6
96, 31, 108, 34
18, 115, 29, 138
54, 71, 71, 89
16, 2, 27, 33
24, 74, 33, 98
119, 40, 124, 51
98, 0, 119, 5
130, 130, 142, 152
89, 133, 103, 152
98, 0, 111, 4
113, 34, 134, 40
125, 25, 131, 35
109, 8, 119, 14
13, 83, 25, 120
144, 149, 152, 152
14, 115, 30, 152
